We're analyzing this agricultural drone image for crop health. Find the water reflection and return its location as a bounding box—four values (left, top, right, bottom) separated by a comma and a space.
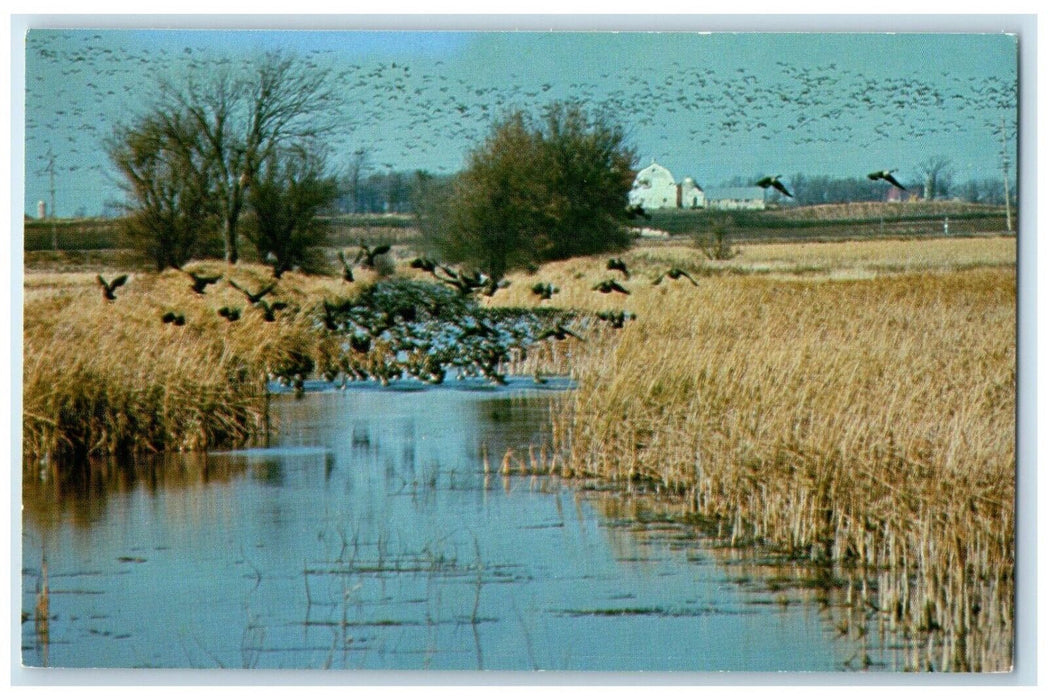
22, 380, 888, 671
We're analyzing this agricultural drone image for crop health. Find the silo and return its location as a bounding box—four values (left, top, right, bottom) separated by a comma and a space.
37, 201, 47, 219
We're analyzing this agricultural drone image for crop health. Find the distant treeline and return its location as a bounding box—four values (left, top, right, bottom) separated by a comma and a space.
337, 169, 1011, 215
720, 173, 1011, 206
335, 170, 454, 215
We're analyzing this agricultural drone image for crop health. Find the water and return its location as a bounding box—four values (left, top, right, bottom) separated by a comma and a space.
22, 378, 891, 671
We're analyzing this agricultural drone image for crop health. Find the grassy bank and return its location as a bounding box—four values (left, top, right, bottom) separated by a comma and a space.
23, 263, 361, 463
491, 244, 1014, 671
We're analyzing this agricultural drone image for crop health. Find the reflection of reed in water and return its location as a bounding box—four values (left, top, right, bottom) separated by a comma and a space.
22, 452, 253, 534
590, 487, 1011, 672
33, 554, 50, 666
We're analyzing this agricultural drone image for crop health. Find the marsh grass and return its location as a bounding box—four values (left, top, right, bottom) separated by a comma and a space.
23, 263, 362, 463
504, 249, 1015, 671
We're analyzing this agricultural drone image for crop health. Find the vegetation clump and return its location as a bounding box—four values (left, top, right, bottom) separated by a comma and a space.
417, 100, 636, 281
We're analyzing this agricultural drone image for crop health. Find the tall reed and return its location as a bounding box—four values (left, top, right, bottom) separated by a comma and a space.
541, 262, 1014, 670
23, 264, 354, 463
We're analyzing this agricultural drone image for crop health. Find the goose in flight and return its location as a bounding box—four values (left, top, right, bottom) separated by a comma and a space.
97, 274, 128, 301
355, 243, 391, 270
257, 300, 288, 322
756, 175, 793, 198
187, 271, 221, 294
229, 280, 277, 305
607, 258, 630, 279
592, 279, 630, 295
536, 323, 583, 342
653, 268, 699, 286
868, 170, 907, 190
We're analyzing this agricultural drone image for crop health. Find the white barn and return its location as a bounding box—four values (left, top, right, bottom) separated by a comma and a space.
629, 160, 706, 210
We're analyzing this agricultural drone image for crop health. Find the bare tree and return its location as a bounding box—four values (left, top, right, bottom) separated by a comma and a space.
916, 155, 954, 201
107, 110, 218, 270
158, 51, 339, 263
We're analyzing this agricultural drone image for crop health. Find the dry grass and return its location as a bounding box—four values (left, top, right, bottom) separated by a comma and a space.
613, 237, 1015, 281
493, 245, 1014, 671
23, 263, 368, 462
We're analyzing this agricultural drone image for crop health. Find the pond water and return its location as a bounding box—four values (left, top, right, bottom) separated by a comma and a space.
22, 378, 899, 672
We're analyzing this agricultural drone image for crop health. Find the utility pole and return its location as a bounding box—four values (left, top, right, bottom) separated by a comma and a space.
1000, 117, 1014, 233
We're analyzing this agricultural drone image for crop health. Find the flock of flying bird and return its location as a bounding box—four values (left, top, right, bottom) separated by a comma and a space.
26, 31, 1015, 217
93, 240, 709, 387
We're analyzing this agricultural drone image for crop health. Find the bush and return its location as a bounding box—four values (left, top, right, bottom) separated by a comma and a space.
245, 145, 338, 278
419, 101, 636, 280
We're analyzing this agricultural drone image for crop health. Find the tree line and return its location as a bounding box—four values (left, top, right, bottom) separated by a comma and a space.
108, 51, 637, 280
108, 52, 1012, 280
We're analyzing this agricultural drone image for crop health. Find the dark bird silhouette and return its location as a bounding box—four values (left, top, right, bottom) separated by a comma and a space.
257, 300, 288, 322
597, 310, 636, 329
409, 257, 440, 273
320, 298, 354, 331
96, 274, 127, 301
458, 317, 498, 339
161, 311, 185, 326
187, 271, 221, 294
354, 243, 391, 269
536, 323, 583, 342
607, 258, 630, 279
435, 267, 487, 296
625, 204, 651, 221
592, 279, 631, 295
336, 251, 355, 282
531, 282, 559, 300
349, 333, 372, 354
480, 276, 510, 297
229, 280, 277, 305
868, 170, 907, 190
756, 175, 793, 198
217, 306, 241, 322
653, 268, 699, 286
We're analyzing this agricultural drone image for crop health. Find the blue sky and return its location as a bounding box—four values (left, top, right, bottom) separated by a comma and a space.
21, 28, 1018, 217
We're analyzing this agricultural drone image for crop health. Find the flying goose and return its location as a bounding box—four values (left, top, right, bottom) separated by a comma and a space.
592, 279, 630, 295
607, 258, 630, 279
229, 280, 277, 305
867, 170, 907, 190
756, 175, 793, 198
653, 268, 699, 286
97, 274, 128, 301
187, 271, 221, 294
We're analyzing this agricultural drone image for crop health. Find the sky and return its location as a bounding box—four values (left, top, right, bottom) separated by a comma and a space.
19, 26, 1019, 218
